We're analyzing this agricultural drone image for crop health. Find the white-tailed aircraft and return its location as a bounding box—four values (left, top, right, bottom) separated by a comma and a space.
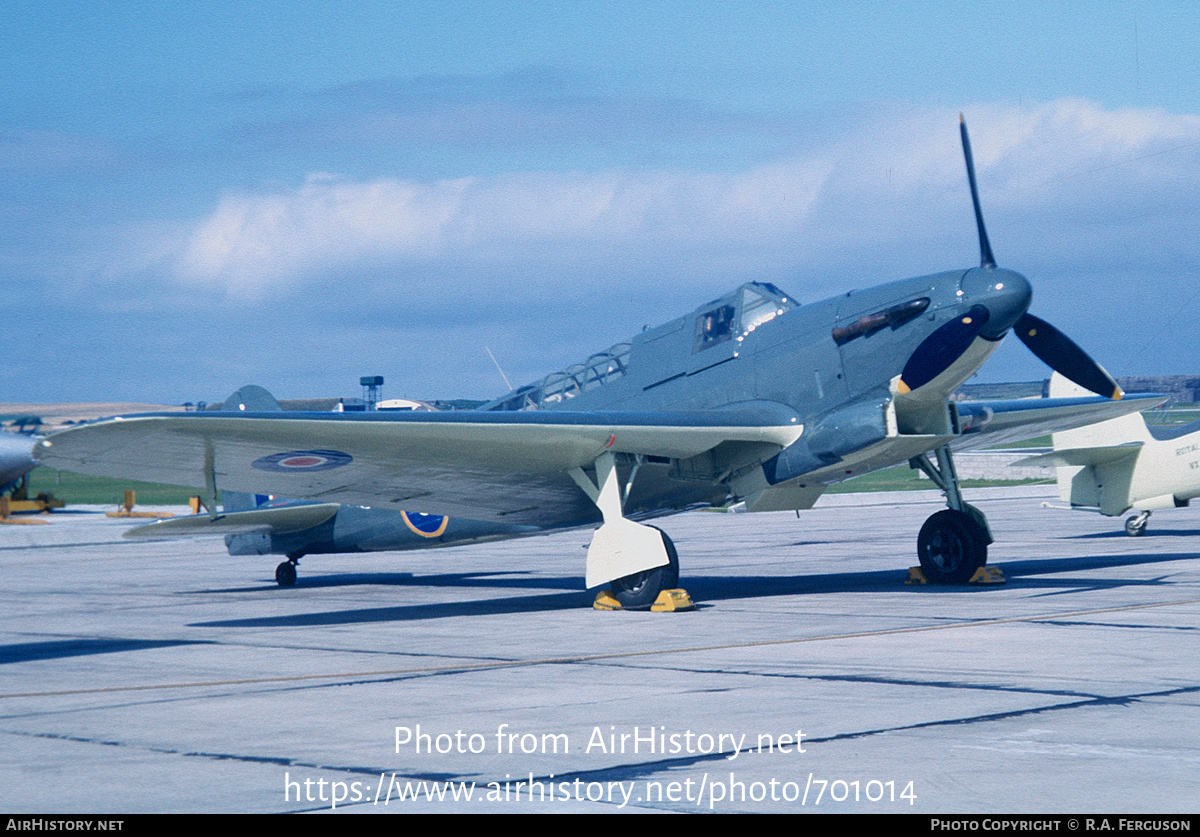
1017, 373, 1196, 536
33, 120, 1161, 607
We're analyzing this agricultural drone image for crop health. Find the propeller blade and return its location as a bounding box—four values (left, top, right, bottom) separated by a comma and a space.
899, 306, 989, 393
1014, 313, 1124, 399
960, 115, 996, 269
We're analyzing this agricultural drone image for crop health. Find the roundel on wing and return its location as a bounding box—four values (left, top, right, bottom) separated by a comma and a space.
401, 511, 449, 538
251, 450, 353, 472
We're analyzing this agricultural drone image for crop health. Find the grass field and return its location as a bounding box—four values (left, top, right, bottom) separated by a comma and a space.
28, 468, 199, 506
1147, 408, 1200, 426
825, 464, 1049, 494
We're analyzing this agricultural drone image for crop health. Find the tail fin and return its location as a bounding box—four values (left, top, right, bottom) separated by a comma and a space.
221, 491, 267, 512
1044, 373, 1145, 514
220, 384, 283, 413
219, 385, 282, 512
1049, 373, 1150, 451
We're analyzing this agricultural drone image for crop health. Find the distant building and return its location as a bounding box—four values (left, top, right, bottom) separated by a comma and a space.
1112, 375, 1200, 404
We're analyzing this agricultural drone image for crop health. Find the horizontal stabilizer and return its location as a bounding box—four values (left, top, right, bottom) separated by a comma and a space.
123, 503, 340, 540
1014, 443, 1142, 469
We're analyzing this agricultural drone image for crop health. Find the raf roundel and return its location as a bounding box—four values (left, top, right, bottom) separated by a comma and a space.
252, 450, 353, 473
400, 511, 449, 538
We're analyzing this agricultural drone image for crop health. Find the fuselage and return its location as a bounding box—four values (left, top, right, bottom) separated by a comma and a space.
484, 268, 1031, 422
467, 266, 1033, 519
1052, 411, 1200, 517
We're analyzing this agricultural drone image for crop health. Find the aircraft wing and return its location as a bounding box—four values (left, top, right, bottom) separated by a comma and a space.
780, 392, 1166, 489
34, 407, 803, 527
950, 393, 1166, 451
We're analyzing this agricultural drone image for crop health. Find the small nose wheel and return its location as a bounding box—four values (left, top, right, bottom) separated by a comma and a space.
1125, 512, 1150, 537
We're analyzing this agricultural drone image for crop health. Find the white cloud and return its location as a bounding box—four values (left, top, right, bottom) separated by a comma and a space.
173, 162, 832, 300
169, 98, 1200, 313
177, 173, 474, 297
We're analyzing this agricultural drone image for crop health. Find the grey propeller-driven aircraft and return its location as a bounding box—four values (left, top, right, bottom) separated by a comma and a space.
35, 120, 1160, 607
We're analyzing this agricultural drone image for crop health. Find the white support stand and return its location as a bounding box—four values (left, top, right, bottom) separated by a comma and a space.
569, 451, 670, 588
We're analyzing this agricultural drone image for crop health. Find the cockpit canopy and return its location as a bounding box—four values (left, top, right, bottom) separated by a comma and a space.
481, 282, 795, 411
693, 282, 794, 354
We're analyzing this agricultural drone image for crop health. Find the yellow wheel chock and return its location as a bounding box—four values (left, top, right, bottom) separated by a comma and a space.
593, 588, 695, 611
906, 566, 1006, 585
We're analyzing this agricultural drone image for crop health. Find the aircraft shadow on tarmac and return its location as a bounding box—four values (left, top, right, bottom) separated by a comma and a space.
189, 569, 580, 595
188, 550, 1196, 629
0, 638, 212, 665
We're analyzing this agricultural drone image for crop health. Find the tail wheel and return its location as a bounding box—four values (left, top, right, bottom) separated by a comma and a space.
610, 527, 679, 609
275, 560, 297, 587
917, 509, 987, 584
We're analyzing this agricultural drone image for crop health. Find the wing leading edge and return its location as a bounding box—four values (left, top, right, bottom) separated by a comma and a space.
950, 393, 1166, 451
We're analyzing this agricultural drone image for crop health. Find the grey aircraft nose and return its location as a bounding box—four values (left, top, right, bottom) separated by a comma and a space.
959, 267, 1032, 338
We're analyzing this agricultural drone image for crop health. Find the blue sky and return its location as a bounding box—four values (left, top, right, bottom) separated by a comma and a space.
3, 2, 1199, 404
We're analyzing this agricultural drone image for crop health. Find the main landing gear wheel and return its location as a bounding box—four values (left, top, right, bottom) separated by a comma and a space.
1125, 513, 1150, 537
275, 557, 299, 587
917, 509, 988, 584
609, 527, 679, 610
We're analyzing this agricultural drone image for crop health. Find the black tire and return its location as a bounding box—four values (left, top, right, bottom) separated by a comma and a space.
275, 561, 297, 587
1125, 515, 1147, 537
610, 527, 679, 610
917, 509, 987, 584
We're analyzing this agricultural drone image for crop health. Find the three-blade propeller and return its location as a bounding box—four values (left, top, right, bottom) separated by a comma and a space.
1011, 313, 1123, 400
899, 306, 988, 394
900, 117, 1122, 400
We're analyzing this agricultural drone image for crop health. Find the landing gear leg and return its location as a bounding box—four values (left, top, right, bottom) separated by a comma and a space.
1125, 511, 1151, 537
569, 451, 677, 608
909, 445, 990, 584
275, 552, 302, 587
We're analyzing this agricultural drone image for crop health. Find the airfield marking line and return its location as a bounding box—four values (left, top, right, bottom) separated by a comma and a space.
3, 597, 1198, 700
